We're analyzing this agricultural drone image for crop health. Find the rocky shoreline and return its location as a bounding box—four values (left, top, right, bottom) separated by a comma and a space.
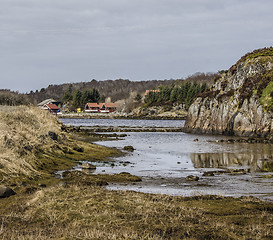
185, 49, 273, 138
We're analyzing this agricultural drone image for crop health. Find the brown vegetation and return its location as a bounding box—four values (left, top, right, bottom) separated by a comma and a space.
1, 106, 273, 239
0, 106, 120, 185
0, 185, 273, 239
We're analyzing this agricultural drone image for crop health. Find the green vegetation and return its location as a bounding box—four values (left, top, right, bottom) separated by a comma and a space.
144, 82, 207, 109
1, 186, 273, 239
237, 69, 273, 111
230, 47, 273, 73
259, 75, 273, 111
62, 85, 101, 110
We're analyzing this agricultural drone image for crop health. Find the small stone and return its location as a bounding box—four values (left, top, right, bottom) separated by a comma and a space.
0, 185, 16, 198
81, 162, 96, 169
193, 138, 199, 142
203, 172, 215, 176
123, 146, 135, 152
186, 175, 199, 181
48, 131, 58, 141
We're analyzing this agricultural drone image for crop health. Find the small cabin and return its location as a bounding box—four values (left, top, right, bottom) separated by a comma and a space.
85, 103, 117, 113
84, 103, 101, 113
42, 103, 60, 114
38, 99, 61, 108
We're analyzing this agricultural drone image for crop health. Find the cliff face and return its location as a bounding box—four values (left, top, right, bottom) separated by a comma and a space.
185, 48, 273, 137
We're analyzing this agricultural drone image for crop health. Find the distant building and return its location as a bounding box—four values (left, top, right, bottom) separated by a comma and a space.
38, 99, 61, 108
38, 99, 61, 114
85, 103, 117, 113
144, 90, 160, 96
42, 103, 60, 114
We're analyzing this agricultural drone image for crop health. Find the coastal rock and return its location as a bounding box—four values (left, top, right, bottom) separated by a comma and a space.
185, 48, 273, 137
0, 185, 16, 198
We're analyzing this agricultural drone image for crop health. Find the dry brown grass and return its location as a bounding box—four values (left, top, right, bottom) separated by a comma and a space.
0, 106, 121, 185
0, 185, 273, 239
0, 106, 61, 180
0, 106, 273, 239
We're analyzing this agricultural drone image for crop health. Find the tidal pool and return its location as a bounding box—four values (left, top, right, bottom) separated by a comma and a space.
61, 118, 273, 201
95, 132, 273, 201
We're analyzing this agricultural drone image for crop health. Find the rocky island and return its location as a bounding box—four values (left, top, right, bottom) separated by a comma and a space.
185, 47, 273, 138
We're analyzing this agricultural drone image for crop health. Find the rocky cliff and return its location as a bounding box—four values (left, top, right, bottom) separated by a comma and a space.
185, 48, 273, 137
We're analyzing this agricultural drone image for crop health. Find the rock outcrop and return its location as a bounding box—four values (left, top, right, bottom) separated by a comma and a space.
127, 104, 187, 119
185, 48, 273, 137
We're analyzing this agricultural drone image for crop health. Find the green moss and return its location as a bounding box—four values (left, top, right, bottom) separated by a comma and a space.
62, 171, 142, 186
1, 186, 273, 239
235, 47, 273, 66
260, 81, 273, 111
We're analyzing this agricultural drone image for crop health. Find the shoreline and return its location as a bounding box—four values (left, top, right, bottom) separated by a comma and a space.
57, 112, 187, 120
1, 107, 273, 239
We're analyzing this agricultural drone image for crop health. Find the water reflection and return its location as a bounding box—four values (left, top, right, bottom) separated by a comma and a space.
191, 146, 273, 172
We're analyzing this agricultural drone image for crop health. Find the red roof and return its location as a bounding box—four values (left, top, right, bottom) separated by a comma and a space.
86, 103, 117, 108
145, 90, 160, 96
45, 103, 59, 110
86, 103, 101, 108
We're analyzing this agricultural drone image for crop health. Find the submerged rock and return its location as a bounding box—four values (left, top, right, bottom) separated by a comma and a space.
186, 175, 199, 181
123, 146, 135, 152
81, 162, 96, 169
202, 172, 215, 177
0, 185, 16, 198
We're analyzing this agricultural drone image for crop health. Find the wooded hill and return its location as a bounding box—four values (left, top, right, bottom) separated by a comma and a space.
26, 72, 219, 105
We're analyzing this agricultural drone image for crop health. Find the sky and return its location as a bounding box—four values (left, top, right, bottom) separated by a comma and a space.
1, 0, 273, 93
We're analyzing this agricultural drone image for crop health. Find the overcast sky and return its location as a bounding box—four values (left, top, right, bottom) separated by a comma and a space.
1, 0, 273, 93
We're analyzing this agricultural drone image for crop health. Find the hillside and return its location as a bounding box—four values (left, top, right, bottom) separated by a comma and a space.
26, 73, 218, 105
0, 106, 119, 185
185, 47, 273, 137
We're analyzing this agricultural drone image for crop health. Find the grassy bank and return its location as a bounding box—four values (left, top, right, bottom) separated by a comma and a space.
1, 106, 273, 239
1, 185, 273, 239
0, 106, 121, 186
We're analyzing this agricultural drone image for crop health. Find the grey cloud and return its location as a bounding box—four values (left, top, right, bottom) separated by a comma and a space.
0, 0, 273, 92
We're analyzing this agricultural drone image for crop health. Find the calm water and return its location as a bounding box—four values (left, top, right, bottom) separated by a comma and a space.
60, 118, 185, 128
61, 119, 273, 201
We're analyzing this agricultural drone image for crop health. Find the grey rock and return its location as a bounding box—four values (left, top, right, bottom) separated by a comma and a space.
0, 185, 16, 198
81, 162, 96, 169
185, 55, 273, 137
123, 146, 135, 152
48, 131, 58, 141
186, 175, 199, 181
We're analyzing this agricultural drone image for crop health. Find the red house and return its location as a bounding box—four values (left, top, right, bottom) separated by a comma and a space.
85, 103, 117, 113
42, 103, 60, 114
144, 89, 160, 96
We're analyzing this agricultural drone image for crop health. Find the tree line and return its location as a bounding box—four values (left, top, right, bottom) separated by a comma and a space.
0, 90, 30, 106
62, 85, 102, 110
144, 82, 207, 109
